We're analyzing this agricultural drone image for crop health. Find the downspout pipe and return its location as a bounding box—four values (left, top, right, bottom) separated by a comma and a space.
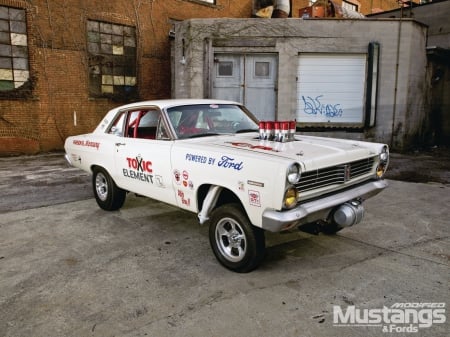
391, 18, 402, 149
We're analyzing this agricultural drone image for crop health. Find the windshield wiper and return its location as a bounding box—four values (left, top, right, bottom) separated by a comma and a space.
187, 133, 220, 139
236, 129, 259, 133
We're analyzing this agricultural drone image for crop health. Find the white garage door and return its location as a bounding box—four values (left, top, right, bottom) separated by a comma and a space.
296, 53, 367, 126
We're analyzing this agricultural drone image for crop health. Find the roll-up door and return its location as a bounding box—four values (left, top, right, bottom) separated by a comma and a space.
296, 53, 367, 127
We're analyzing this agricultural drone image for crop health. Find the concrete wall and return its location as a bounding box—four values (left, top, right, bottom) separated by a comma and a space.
172, 18, 429, 151
368, 1, 450, 49
369, 0, 450, 147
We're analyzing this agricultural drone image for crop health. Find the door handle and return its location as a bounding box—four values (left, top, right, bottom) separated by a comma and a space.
115, 142, 126, 146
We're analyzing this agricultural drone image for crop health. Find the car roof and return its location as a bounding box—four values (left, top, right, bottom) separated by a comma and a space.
116, 99, 243, 111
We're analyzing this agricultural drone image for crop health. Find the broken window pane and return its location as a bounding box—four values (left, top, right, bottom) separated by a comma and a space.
87, 20, 137, 100
0, 5, 29, 93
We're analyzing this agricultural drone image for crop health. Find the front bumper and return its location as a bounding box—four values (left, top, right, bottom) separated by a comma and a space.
261, 180, 388, 232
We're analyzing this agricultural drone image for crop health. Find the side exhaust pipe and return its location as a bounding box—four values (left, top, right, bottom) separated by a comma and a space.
297, 200, 364, 235
332, 200, 364, 227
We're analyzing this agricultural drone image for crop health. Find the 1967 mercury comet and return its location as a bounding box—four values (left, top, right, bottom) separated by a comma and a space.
64, 99, 389, 272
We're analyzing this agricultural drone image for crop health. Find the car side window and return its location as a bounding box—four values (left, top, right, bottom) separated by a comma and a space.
156, 117, 170, 140
125, 109, 162, 140
108, 111, 126, 136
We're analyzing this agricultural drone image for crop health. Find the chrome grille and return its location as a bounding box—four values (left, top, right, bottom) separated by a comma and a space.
296, 157, 375, 192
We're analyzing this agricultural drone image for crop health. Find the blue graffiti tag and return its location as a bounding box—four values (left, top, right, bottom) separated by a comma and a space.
302, 95, 344, 118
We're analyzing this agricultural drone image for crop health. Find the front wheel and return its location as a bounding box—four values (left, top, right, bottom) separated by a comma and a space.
92, 167, 126, 211
209, 204, 265, 273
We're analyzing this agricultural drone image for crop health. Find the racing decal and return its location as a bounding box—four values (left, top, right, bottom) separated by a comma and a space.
173, 169, 181, 185
72, 139, 100, 150
185, 153, 243, 170
182, 170, 189, 187
248, 190, 261, 207
174, 169, 194, 189
185, 153, 215, 165
226, 142, 278, 152
177, 189, 191, 206
123, 155, 153, 183
217, 155, 243, 171
155, 175, 165, 188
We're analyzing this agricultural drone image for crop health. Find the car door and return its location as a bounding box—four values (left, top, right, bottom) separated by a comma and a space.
112, 107, 177, 206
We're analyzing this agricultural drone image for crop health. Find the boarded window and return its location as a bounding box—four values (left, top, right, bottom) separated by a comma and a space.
0, 6, 29, 91
87, 20, 137, 100
296, 53, 366, 127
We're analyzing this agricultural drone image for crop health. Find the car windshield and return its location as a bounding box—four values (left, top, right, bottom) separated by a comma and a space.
166, 104, 259, 139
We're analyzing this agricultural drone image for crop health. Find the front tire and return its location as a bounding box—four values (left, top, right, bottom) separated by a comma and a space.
92, 167, 126, 211
209, 204, 265, 273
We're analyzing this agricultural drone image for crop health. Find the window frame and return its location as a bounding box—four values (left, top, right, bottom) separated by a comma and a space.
0, 5, 33, 99
86, 19, 138, 101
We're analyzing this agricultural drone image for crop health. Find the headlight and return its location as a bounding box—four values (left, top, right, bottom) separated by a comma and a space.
287, 163, 301, 184
376, 145, 389, 179
283, 186, 299, 209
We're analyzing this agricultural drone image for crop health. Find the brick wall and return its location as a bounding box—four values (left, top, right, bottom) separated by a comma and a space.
0, 0, 252, 155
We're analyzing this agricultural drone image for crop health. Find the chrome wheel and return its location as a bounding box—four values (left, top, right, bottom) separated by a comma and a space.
92, 167, 126, 211
95, 172, 108, 201
209, 203, 265, 272
215, 217, 247, 263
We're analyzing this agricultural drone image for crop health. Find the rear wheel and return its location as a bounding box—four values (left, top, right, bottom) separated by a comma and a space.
209, 204, 265, 273
92, 167, 126, 211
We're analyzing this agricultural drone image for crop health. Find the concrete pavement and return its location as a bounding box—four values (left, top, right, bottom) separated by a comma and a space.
0, 151, 449, 337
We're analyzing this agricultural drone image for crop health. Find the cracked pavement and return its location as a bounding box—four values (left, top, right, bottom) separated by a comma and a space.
0, 151, 448, 337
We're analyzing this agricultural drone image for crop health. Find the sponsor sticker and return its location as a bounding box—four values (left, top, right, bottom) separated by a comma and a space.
248, 190, 261, 207
123, 155, 153, 183
72, 139, 100, 150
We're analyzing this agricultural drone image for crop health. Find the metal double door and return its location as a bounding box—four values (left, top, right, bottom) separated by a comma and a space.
212, 53, 277, 121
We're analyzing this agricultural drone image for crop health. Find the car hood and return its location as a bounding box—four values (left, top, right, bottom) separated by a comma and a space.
188, 133, 380, 171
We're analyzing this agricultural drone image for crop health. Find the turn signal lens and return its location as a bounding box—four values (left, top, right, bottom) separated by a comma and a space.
283, 187, 299, 209
376, 145, 389, 179
376, 163, 387, 178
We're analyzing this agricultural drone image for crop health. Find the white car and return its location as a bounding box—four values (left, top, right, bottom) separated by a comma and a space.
64, 99, 389, 272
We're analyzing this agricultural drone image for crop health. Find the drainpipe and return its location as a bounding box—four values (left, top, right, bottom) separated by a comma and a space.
272, 0, 290, 18
391, 17, 402, 149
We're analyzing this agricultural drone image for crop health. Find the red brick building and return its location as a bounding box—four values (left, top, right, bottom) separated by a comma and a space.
1, 0, 403, 155
0, 0, 252, 155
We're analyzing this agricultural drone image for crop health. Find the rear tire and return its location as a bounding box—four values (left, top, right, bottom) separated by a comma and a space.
209, 204, 265, 273
92, 167, 126, 211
